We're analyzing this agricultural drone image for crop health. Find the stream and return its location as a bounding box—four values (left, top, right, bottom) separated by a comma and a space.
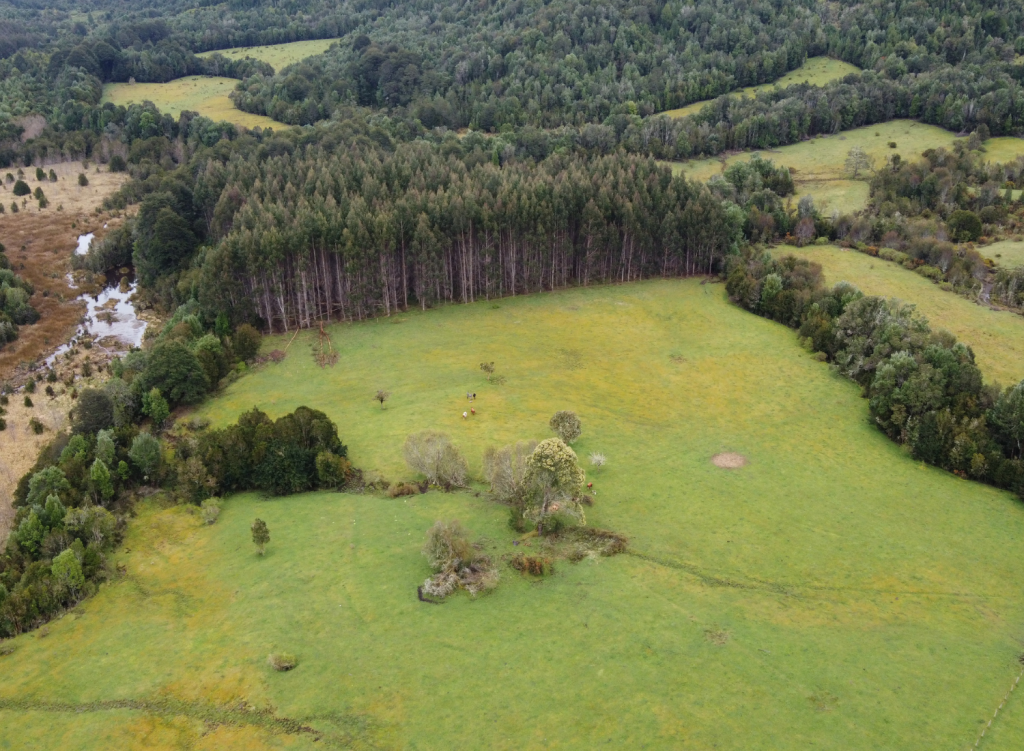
46, 234, 147, 365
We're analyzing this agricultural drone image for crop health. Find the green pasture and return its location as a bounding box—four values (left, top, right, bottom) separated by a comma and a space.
660, 57, 860, 120
196, 38, 340, 73
4, 281, 1024, 749
101, 77, 285, 131
779, 244, 1024, 386
980, 239, 1024, 268
668, 121, 1024, 215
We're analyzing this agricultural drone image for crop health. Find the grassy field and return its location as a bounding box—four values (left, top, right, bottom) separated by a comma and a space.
101, 77, 284, 130
668, 121, 1024, 215
197, 38, 339, 73
660, 57, 860, 120
4, 281, 1024, 748
980, 239, 1024, 268
779, 244, 1024, 386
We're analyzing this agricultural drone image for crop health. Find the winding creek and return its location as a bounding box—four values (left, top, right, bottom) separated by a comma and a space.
46, 233, 147, 365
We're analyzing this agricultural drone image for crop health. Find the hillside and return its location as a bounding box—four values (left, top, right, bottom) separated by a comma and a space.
3, 282, 1024, 749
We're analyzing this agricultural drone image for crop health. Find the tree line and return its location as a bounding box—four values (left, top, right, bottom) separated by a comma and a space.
727, 250, 1024, 495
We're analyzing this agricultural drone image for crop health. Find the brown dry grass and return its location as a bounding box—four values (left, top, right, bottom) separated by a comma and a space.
0, 390, 74, 545
0, 161, 128, 380
0, 160, 128, 542
711, 452, 748, 468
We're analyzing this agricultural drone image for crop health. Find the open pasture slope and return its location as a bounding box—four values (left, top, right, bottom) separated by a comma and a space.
5, 281, 1024, 749
659, 57, 860, 120
101, 77, 284, 131
670, 122, 1024, 215
779, 244, 1024, 387
197, 38, 340, 72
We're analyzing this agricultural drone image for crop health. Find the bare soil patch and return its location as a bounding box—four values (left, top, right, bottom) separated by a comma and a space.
712, 452, 748, 468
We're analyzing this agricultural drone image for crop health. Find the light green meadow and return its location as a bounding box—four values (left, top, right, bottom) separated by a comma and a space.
3, 281, 1024, 749
196, 38, 340, 73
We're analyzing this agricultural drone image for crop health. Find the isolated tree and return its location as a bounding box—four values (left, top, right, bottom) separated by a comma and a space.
844, 146, 872, 178
374, 388, 391, 409
549, 410, 582, 444
51, 549, 85, 596
78, 173, 89, 187
12, 179, 29, 196
524, 438, 586, 534
480, 361, 495, 378
404, 430, 468, 488
35, 167, 45, 181
48, 169, 57, 182
251, 518, 270, 555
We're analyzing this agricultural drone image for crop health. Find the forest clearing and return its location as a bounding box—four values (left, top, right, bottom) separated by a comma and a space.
659, 56, 861, 120
667, 121, 1024, 215
101, 77, 284, 131
196, 37, 340, 71
3, 281, 1024, 749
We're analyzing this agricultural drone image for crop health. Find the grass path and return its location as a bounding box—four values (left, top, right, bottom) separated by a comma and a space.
4, 281, 1024, 749
778, 244, 1024, 386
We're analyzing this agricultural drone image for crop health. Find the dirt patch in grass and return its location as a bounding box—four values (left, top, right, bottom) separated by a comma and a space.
712, 452, 748, 468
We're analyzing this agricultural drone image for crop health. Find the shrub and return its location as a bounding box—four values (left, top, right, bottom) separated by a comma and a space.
589, 452, 606, 468
483, 439, 537, 503
524, 438, 586, 534
387, 481, 420, 497
23, 395, 32, 407
35, 167, 44, 181
29, 417, 44, 434
77, 173, 89, 187
403, 431, 468, 488
315, 450, 351, 488
24, 377, 35, 394
268, 653, 297, 671
200, 498, 221, 525
12, 179, 29, 196
108, 155, 127, 172
549, 410, 582, 444
947, 210, 982, 243
423, 520, 476, 572
232, 324, 262, 362
510, 554, 553, 576
141, 387, 170, 428
48, 169, 57, 182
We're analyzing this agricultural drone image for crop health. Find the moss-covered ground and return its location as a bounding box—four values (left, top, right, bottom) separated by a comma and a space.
4, 281, 1024, 749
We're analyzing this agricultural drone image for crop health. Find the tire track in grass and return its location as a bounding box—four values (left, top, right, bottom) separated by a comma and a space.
625, 550, 1013, 601
0, 697, 379, 749
973, 662, 1024, 749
